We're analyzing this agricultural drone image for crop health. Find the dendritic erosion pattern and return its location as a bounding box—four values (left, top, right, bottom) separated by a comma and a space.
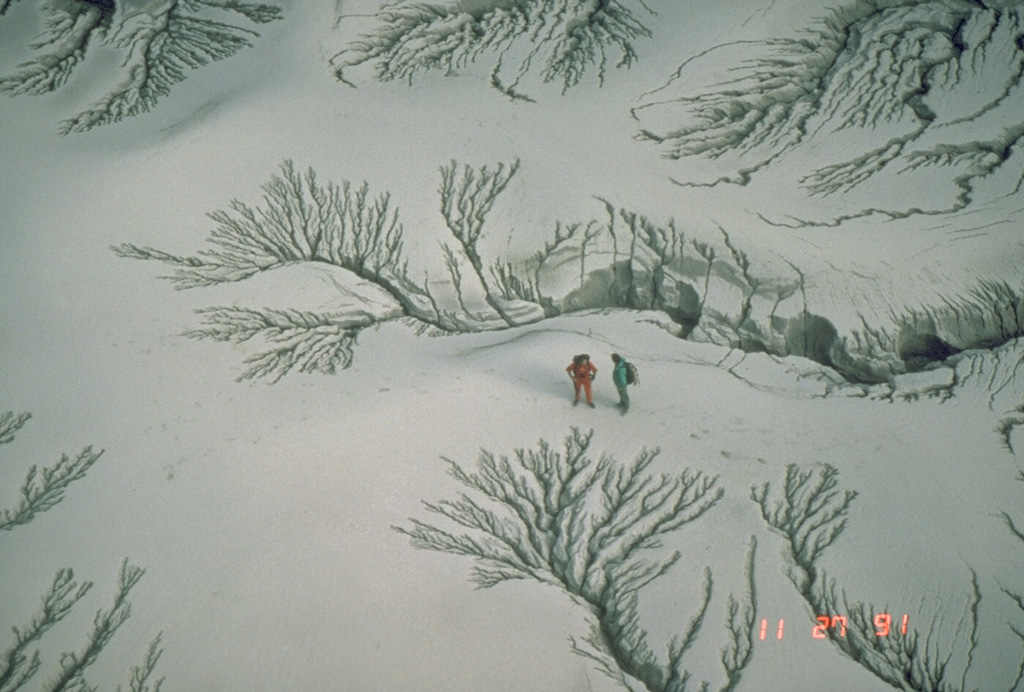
397, 428, 758, 692
633, 0, 1024, 225
114, 160, 1024, 383
0, 409, 164, 692
401, 434, 1024, 691
754, 463, 1024, 692
331, 0, 654, 99
0, 0, 283, 133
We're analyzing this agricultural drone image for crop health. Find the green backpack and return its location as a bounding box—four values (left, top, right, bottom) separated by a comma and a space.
624, 361, 639, 386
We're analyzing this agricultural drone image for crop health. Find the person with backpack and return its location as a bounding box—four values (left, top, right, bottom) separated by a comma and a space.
567, 354, 597, 408
611, 353, 636, 413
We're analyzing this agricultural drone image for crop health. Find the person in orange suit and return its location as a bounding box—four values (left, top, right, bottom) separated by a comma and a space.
567, 354, 597, 408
